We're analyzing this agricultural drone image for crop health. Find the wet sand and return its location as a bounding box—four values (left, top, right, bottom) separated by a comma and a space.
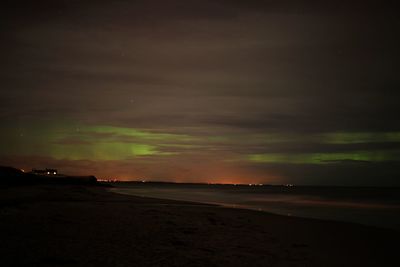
0, 184, 398, 267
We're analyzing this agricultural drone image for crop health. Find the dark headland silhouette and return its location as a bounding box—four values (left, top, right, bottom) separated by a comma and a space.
0, 165, 98, 185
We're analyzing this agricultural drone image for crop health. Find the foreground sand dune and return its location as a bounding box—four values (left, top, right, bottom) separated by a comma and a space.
0, 184, 398, 267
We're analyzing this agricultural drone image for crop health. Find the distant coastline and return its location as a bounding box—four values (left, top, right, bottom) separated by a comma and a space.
0, 165, 98, 186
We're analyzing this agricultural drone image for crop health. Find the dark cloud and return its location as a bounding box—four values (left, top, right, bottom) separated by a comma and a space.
1, 0, 400, 185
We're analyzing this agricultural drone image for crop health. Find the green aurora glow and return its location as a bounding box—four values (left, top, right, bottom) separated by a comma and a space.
1, 122, 400, 164
247, 151, 400, 164
1, 123, 180, 160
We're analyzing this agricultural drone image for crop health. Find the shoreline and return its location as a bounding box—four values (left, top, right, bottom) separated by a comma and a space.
109, 185, 400, 233
1, 184, 399, 266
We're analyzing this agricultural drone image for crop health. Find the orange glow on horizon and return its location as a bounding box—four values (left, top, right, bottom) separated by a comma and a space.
95, 173, 281, 185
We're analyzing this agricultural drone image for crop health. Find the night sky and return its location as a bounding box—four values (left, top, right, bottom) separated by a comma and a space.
1, 0, 400, 185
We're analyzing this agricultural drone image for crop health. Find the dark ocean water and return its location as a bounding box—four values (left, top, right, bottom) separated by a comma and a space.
110, 183, 400, 230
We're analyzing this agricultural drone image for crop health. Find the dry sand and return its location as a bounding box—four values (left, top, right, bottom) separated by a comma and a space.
0, 184, 398, 267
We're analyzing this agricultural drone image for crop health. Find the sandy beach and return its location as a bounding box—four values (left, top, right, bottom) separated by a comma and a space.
0, 184, 398, 267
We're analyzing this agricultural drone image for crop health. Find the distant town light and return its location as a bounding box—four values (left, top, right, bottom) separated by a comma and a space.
32, 168, 58, 176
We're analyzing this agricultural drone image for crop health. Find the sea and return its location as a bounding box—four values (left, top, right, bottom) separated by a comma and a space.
110, 182, 400, 231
